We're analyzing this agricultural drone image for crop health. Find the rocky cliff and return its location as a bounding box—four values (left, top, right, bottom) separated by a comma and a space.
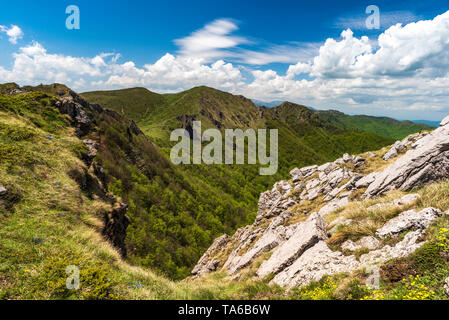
192, 115, 449, 289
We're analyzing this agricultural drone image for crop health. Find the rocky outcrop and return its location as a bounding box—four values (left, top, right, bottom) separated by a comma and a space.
192, 235, 230, 276
82, 139, 99, 166
367, 193, 420, 211
364, 122, 449, 198
53, 90, 148, 259
102, 203, 130, 258
192, 116, 449, 288
56, 95, 92, 137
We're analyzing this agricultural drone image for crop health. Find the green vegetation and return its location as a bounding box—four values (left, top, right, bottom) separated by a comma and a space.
317, 109, 434, 140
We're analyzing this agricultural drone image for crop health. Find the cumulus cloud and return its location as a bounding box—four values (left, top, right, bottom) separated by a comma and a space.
2, 11, 449, 120
0, 41, 244, 92
0, 24, 23, 44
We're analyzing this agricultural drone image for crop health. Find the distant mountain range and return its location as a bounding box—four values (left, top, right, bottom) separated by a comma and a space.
410, 119, 440, 127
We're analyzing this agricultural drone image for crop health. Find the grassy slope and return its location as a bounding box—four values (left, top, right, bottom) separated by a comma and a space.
317, 110, 434, 140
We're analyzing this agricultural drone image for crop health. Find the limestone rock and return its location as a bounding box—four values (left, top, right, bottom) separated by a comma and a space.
318, 197, 349, 216
341, 236, 381, 251
257, 213, 327, 278
364, 124, 449, 198
192, 235, 229, 276
342, 153, 353, 162
360, 230, 425, 265
271, 241, 360, 288
225, 218, 290, 274
376, 207, 442, 238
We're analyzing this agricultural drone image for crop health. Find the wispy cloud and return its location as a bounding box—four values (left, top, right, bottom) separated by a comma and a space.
334, 10, 421, 30
174, 19, 249, 61
174, 18, 320, 65
0, 24, 23, 44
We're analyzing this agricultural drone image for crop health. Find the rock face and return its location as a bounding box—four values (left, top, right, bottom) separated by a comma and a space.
364, 125, 449, 197
192, 235, 230, 276
102, 203, 130, 258
191, 117, 449, 288
257, 213, 327, 278
271, 241, 359, 288
56, 94, 92, 137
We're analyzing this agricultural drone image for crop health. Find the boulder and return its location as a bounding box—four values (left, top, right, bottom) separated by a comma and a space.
376, 207, 442, 238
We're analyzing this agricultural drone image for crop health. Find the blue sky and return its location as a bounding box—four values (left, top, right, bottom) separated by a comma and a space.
1, 0, 449, 120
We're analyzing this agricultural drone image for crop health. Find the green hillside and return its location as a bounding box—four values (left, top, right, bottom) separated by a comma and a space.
0, 88, 292, 299
316, 109, 434, 140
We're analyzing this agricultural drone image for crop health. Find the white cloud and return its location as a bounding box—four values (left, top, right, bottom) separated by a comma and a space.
174, 18, 321, 65
175, 19, 248, 62
0, 24, 23, 44
2, 11, 449, 120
